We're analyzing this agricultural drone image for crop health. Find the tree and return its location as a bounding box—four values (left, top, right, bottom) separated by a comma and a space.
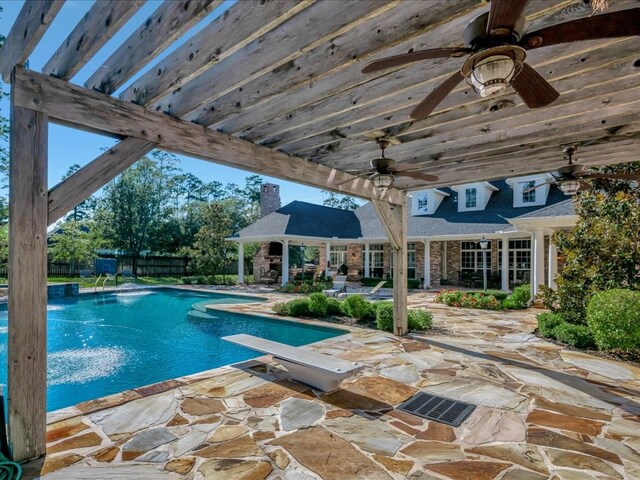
96, 156, 168, 274
60, 164, 96, 221
48, 220, 102, 274
189, 203, 233, 275
322, 191, 359, 210
541, 162, 640, 322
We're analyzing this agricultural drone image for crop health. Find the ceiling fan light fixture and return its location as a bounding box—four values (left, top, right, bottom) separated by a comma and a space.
559, 180, 581, 195
470, 55, 516, 97
372, 173, 395, 189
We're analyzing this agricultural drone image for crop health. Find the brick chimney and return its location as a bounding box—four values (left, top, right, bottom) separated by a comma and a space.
260, 183, 281, 218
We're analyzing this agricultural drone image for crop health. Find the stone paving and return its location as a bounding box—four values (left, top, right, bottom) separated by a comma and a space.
24, 288, 640, 479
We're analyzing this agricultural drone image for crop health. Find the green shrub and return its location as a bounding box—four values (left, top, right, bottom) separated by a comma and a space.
503, 284, 531, 309
408, 309, 433, 331
341, 295, 374, 321
587, 289, 640, 351
286, 298, 311, 317
326, 297, 343, 316
375, 303, 394, 332
181, 276, 193, 284
435, 290, 464, 306
272, 302, 288, 316
536, 312, 565, 338
468, 290, 508, 301
308, 293, 328, 317
553, 322, 596, 349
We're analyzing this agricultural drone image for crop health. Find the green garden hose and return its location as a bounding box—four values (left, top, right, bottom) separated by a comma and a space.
0, 453, 21, 480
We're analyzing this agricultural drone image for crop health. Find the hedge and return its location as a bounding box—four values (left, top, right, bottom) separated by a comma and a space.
587, 289, 640, 351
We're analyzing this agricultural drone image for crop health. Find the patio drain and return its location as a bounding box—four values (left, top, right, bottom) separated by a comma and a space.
398, 392, 476, 427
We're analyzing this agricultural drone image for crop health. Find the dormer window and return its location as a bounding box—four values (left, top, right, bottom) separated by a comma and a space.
522, 181, 536, 203
417, 194, 428, 211
411, 189, 449, 216
507, 176, 550, 207
465, 188, 477, 208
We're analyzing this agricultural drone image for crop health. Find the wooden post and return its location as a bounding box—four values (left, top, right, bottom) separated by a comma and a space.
372, 196, 408, 335
8, 98, 48, 461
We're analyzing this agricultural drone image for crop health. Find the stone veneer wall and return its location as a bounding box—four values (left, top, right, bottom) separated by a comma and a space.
445, 240, 461, 284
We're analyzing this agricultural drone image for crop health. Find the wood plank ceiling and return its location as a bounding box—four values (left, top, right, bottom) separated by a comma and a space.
7, 0, 640, 192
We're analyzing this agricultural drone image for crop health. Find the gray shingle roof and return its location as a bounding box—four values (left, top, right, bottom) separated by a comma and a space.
234, 201, 361, 239
233, 181, 575, 240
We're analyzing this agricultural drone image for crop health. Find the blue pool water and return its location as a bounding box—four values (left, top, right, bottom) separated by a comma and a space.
0, 288, 344, 411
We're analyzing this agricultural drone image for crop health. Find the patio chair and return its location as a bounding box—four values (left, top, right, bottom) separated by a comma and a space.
340, 280, 389, 299
323, 275, 347, 296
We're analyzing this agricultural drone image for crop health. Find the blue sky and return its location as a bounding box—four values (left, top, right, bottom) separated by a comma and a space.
0, 0, 349, 206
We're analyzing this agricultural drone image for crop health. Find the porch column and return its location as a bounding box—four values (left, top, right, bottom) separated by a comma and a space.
364, 243, 370, 278
325, 242, 331, 278
423, 240, 430, 289
281, 240, 289, 285
501, 236, 509, 291
8, 104, 48, 461
548, 238, 558, 289
237, 242, 244, 284
532, 230, 545, 297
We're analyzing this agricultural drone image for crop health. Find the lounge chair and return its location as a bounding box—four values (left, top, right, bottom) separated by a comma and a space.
323, 275, 347, 296
222, 334, 363, 391
340, 280, 389, 299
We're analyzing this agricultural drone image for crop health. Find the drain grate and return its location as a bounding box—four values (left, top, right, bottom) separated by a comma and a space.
398, 392, 476, 427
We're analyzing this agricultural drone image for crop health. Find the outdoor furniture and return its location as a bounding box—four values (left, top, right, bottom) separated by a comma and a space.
323, 275, 347, 296
222, 334, 363, 391
340, 280, 389, 299
259, 269, 279, 284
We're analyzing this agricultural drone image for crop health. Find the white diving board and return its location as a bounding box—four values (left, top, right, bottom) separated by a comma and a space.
222, 333, 363, 392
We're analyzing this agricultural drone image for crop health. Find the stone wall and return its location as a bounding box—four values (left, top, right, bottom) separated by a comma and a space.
259, 183, 281, 218
445, 240, 461, 284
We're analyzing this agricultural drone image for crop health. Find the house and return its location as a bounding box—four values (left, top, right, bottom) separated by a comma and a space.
230, 179, 577, 295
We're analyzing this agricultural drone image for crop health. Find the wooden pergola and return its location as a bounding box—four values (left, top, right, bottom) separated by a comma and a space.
1, 0, 639, 462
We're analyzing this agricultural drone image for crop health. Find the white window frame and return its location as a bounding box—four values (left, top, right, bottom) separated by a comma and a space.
465, 188, 477, 209
329, 245, 347, 269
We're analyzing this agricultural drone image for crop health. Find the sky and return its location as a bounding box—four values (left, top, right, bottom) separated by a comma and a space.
0, 0, 351, 206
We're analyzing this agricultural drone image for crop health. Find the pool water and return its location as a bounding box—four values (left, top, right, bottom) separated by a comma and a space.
0, 288, 344, 411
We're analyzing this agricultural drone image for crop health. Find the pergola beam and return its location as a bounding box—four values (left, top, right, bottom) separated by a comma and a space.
48, 138, 156, 225
8, 100, 49, 462
0, 0, 65, 82
43, 0, 145, 80
13, 67, 402, 205
84, 0, 224, 95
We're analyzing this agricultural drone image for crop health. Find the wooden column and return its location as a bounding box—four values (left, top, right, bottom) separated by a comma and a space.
372, 196, 408, 336
237, 242, 244, 284
8, 101, 48, 461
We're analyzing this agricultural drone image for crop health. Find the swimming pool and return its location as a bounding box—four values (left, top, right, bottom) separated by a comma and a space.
0, 288, 345, 412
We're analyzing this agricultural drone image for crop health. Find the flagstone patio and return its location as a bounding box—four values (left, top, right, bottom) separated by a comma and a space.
23, 289, 640, 479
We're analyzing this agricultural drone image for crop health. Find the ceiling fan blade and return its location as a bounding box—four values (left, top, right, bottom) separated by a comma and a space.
522, 180, 550, 193
486, 0, 529, 37
520, 8, 640, 50
583, 172, 640, 181
410, 70, 465, 120
361, 48, 471, 74
394, 171, 439, 182
511, 63, 559, 108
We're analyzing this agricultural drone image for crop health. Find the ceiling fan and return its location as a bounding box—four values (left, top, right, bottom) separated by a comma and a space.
339, 132, 439, 189
361, 0, 640, 120
524, 146, 640, 195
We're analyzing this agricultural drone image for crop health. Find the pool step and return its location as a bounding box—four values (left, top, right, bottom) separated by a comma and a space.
187, 309, 219, 321
191, 300, 214, 313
